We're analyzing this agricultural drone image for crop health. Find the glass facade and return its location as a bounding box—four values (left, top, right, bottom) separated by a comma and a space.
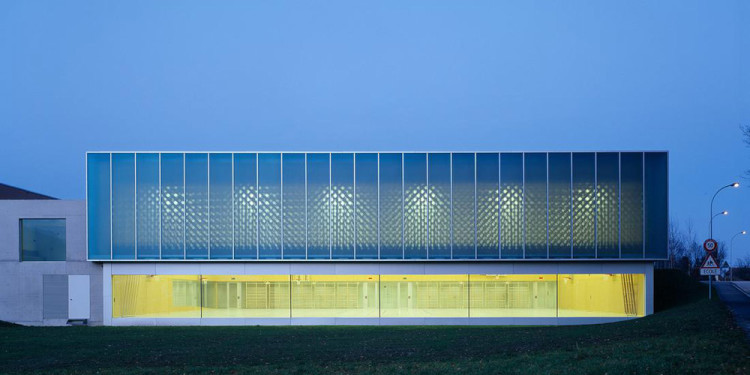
112, 273, 645, 318
88, 152, 666, 260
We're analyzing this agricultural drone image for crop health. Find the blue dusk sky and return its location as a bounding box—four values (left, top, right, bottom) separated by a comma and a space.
1, 1, 749, 258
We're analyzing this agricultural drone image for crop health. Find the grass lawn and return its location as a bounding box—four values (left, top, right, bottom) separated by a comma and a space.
1, 270, 749, 374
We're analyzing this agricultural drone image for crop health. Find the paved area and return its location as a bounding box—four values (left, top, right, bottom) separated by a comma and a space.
714, 281, 750, 339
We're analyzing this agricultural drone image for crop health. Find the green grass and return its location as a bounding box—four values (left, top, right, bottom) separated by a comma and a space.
1, 270, 749, 374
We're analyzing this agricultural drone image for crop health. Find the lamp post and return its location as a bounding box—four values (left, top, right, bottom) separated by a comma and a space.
706, 183, 738, 300
710, 182, 739, 239
730, 230, 747, 282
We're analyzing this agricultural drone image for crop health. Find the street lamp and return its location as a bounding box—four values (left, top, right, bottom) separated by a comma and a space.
710, 182, 739, 239
730, 230, 747, 281
710, 211, 729, 235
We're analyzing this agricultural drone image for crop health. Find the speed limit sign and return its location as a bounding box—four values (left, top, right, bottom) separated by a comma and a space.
704, 239, 718, 253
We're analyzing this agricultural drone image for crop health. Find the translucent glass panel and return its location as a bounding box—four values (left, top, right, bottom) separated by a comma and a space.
291, 275, 378, 317
620, 153, 644, 258
404, 153, 427, 259
476, 153, 499, 259
355, 154, 378, 259
91, 151, 667, 261
597, 153, 620, 258
234, 154, 257, 259
379, 153, 403, 259
20, 219, 66, 261
136, 153, 159, 259
380, 275, 468, 317
572, 153, 595, 258
452, 153, 475, 259
202, 275, 290, 318
331, 154, 355, 259
209, 154, 233, 259
161, 154, 184, 259
558, 274, 645, 317
645, 152, 668, 258
469, 275, 556, 317
87, 153, 110, 259
500, 153, 523, 259
112, 275, 201, 318
185, 154, 208, 259
258, 153, 281, 259
428, 153, 451, 259
525, 153, 547, 258
548, 153, 571, 258
112, 153, 135, 259
307, 153, 330, 259
282, 153, 306, 259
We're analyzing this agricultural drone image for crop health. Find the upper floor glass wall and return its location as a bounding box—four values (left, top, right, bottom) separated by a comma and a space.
87, 152, 667, 261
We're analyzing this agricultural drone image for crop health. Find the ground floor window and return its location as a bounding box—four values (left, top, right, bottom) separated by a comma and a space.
111, 273, 645, 319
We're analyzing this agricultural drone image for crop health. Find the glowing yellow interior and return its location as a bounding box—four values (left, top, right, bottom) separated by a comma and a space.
112, 273, 645, 319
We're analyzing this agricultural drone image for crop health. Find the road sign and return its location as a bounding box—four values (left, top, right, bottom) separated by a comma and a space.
701, 254, 719, 268
701, 268, 720, 276
704, 239, 718, 252
700, 254, 720, 275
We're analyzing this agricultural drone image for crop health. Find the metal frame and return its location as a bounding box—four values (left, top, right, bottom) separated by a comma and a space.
85, 151, 669, 262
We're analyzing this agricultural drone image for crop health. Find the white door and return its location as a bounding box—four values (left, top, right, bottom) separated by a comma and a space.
68, 275, 90, 320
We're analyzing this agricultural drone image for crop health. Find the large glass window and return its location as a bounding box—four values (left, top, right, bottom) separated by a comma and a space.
548, 153, 571, 258
379, 153, 403, 259
476, 153, 499, 259
201, 275, 290, 318
572, 153, 596, 258
160, 153, 184, 259
380, 275, 468, 317
282, 153, 306, 259
645, 152, 668, 258
112, 275, 201, 318
307, 153, 330, 259
112, 153, 135, 259
331, 153, 355, 259
452, 153, 475, 259
355, 153, 378, 259
291, 275, 378, 317
136, 153, 160, 259
87, 153, 110, 259
234, 153, 257, 259
469, 275, 556, 317
428, 153, 451, 259
404, 153, 427, 259
500, 153, 523, 258
620, 153, 644, 258
558, 274, 644, 317
20, 219, 66, 261
209, 154, 233, 259
112, 273, 646, 319
524, 153, 547, 258
258, 153, 282, 259
185, 154, 209, 259
597, 153, 620, 258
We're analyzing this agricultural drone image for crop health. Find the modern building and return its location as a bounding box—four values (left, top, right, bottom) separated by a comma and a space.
1, 151, 668, 326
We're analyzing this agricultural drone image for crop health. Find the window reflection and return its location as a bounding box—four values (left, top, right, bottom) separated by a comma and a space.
20, 219, 66, 261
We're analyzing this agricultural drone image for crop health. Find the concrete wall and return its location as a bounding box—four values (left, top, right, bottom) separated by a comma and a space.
0, 200, 102, 326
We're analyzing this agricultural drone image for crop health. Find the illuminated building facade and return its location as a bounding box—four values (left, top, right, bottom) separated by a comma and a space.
87, 151, 667, 325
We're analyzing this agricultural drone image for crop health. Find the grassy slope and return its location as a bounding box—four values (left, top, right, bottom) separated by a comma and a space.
1, 270, 749, 374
